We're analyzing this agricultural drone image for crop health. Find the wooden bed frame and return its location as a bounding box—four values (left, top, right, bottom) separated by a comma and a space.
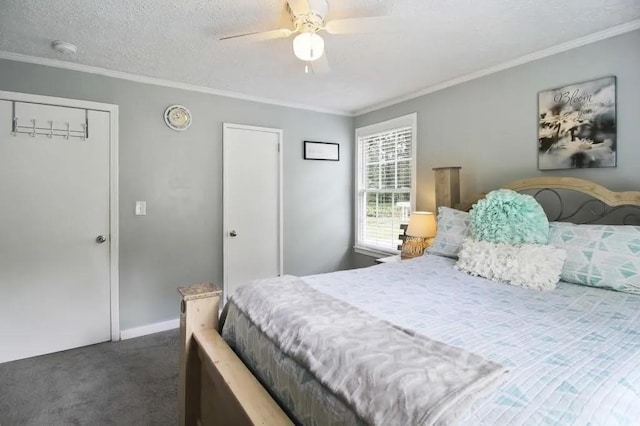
177, 283, 292, 426
178, 172, 640, 426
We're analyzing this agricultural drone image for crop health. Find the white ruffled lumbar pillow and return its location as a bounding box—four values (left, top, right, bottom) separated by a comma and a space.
455, 238, 567, 291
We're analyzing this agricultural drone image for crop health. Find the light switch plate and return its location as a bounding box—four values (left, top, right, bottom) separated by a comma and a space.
135, 201, 147, 216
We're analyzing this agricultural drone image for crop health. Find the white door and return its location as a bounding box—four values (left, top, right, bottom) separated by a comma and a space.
0, 100, 112, 363
223, 123, 282, 301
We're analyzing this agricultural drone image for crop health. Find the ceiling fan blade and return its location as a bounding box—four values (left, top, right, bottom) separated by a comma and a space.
310, 52, 330, 75
287, 0, 311, 17
220, 28, 293, 43
324, 16, 404, 35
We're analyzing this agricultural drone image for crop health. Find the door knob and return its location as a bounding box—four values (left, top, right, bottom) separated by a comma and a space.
96, 235, 107, 244
229, 230, 237, 237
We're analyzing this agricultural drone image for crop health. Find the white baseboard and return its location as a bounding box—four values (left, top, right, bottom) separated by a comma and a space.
119, 318, 179, 340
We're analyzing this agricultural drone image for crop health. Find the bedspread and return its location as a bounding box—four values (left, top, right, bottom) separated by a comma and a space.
303, 254, 640, 425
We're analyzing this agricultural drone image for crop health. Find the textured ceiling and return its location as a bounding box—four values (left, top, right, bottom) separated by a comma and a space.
0, 0, 639, 114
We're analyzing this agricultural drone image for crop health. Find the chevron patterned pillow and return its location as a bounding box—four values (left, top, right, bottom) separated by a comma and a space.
427, 207, 472, 259
548, 222, 640, 294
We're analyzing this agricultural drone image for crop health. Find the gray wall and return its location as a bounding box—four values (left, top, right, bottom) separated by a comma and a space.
0, 59, 354, 330
355, 30, 640, 216
2, 29, 638, 327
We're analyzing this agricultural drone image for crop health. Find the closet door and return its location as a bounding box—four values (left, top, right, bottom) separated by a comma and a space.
0, 100, 111, 363
223, 123, 283, 301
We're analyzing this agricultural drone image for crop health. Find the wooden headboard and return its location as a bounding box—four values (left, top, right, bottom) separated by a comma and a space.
433, 168, 640, 225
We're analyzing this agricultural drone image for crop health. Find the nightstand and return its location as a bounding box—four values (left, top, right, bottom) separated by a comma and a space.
375, 254, 402, 264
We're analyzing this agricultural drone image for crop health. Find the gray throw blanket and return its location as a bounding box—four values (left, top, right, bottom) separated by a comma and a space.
231, 275, 509, 425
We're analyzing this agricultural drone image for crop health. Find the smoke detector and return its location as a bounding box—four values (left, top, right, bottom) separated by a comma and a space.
51, 40, 78, 55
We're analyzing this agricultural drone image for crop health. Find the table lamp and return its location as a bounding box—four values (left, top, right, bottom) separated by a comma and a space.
401, 211, 437, 259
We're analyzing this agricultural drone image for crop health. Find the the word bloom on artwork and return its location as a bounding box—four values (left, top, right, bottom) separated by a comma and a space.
538, 76, 616, 170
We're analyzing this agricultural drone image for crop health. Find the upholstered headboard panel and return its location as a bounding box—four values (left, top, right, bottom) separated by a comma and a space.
434, 171, 640, 226
504, 177, 640, 225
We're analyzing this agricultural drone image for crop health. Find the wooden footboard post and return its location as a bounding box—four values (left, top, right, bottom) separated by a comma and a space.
178, 283, 222, 426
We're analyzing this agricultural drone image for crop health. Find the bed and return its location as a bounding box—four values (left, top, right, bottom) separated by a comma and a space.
177, 175, 640, 426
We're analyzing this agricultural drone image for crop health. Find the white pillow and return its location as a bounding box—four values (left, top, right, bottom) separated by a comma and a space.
455, 238, 567, 291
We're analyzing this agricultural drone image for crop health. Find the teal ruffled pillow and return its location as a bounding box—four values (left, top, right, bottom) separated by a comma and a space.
470, 189, 549, 244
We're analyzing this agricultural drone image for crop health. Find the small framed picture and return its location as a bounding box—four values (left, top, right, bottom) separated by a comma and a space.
304, 141, 340, 161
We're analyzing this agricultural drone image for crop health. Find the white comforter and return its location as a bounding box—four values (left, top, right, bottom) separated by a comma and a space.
302, 254, 640, 425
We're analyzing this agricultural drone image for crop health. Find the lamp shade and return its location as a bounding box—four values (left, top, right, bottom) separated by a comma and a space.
293, 32, 324, 62
406, 211, 436, 238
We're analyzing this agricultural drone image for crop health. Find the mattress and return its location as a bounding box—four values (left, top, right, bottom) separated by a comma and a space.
223, 303, 363, 425
222, 254, 640, 425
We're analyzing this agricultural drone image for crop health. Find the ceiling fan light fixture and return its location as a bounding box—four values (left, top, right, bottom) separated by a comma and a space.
293, 32, 324, 62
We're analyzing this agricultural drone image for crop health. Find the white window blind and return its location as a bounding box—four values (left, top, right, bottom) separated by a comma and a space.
355, 113, 416, 254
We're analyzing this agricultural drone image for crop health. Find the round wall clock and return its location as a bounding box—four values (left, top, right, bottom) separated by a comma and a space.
164, 105, 192, 131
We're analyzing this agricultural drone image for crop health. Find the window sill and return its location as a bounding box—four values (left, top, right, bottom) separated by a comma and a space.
353, 246, 398, 259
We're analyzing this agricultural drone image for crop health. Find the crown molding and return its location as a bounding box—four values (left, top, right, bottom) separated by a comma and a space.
0, 50, 351, 117
1, 19, 638, 118
354, 19, 640, 116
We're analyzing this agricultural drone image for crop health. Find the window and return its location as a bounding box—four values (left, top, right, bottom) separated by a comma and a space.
355, 113, 417, 255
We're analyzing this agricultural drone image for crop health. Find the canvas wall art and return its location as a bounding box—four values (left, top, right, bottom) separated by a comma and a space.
538, 76, 616, 170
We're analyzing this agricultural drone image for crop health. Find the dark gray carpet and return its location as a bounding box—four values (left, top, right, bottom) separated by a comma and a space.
0, 329, 178, 426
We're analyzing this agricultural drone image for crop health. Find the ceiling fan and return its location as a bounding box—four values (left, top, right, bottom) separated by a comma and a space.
219, 0, 401, 74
